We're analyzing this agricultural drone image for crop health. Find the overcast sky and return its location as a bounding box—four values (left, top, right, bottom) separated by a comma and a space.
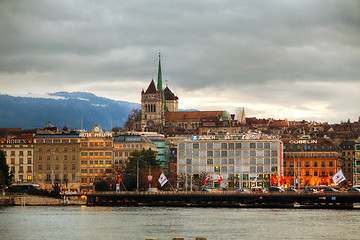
0, 0, 359, 123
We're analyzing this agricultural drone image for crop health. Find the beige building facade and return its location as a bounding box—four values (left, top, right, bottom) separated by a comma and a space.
1, 137, 34, 184
33, 133, 81, 192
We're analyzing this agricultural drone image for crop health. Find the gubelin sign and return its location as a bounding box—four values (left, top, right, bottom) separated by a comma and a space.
289, 139, 318, 144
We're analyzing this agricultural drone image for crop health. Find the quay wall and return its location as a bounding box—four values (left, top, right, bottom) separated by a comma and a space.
1, 194, 86, 206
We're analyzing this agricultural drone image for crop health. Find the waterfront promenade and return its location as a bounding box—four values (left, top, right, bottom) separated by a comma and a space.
67, 191, 360, 209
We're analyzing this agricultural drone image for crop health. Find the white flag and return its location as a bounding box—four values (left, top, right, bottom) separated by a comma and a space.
158, 173, 168, 187
332, 170, 345, 185
252, 174, 259, 183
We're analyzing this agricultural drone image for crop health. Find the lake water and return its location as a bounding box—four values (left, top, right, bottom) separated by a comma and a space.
1, 206, 360, 240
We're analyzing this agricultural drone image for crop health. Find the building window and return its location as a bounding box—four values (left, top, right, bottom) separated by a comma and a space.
28, 158, 32, 164
27, 151, 32, 156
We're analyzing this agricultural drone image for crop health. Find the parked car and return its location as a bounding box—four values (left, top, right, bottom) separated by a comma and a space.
250, 188, 265, 193
269, 187, 284, 192
286, 188, 298, 192
347, 188, 360, 193
323, 187, 338, 192
146, 188, 159, 192
303, 187, 318, 193
236, 188, 250, 193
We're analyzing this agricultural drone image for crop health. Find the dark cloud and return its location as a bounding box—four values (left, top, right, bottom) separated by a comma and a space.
0, 0, 359, 123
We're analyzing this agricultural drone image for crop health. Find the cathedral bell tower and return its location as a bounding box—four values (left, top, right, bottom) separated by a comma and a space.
140, 53, 165, 131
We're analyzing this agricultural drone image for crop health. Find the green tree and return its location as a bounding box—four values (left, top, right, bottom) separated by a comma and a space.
122, 149, 162, 191
124, 109, 140, 130
0, 150, 13, 189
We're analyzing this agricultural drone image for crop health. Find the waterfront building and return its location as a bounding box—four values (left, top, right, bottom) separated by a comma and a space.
33, 132, 81, 192
113, 134, 157, 174
143, 133, 169, 173
176, 134, 282, 189
79, 125, 113, 192
282, 137, 341, 188
0, 136, 34, 184
339, 140, 355, 186
355, 138, 360, 185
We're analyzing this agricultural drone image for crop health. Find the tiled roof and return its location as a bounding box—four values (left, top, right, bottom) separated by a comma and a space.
145, 80, 157, 94
165, 111, 224, 121
164, 87, 178, 100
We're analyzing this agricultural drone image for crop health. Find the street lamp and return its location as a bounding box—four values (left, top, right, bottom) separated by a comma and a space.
136, 155, 150, 191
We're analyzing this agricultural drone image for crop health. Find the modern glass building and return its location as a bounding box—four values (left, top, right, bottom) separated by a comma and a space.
177, 134, 282, 189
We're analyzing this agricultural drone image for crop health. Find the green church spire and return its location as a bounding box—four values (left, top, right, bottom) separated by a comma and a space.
157, 52, 163, 92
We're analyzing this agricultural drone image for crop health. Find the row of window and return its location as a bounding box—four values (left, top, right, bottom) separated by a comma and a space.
179, 142, 277, 150
10, 166, 32, 173
286, 145, 334, 150
179, 158, 278, 165
6, 150, 32, 156
36, 139, 79, 144
81, 160, 112, 165
285, 153, 337, 158
10, 158, 32, 164
178, 165, 278, 173
285, 170, 334, 177
179, 150, 278, 158
38, 146, 78, 152
38, 155, 77, 161
81, 152, 112, 157
81, 169, 111, 174
284, 161, 334, 168
81, 141, 112, 147
38, 163, 76, 171
40, 173, 76, 181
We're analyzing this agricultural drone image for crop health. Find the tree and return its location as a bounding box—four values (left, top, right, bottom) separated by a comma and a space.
0, 150, 13, 189
124, 109, 140, 130
122, 148, 162, 191
112, 126, 125, 134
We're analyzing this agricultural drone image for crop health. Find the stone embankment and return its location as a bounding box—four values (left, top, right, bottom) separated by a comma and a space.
0, 194, 86, 206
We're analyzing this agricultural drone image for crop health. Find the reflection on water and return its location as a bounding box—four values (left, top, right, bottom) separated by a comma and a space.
1, 206, 360, 240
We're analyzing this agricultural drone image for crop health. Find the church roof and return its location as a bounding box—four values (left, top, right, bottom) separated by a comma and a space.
165, 111, 224, 121
145, 79, 157, 94
164, 87, 178, 100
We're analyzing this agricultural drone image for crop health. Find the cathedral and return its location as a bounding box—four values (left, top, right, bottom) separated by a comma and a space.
132, 54, 245, 134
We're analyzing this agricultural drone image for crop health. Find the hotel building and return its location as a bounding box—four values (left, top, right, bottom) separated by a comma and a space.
283, 138, 341, 187
0, 136, 34, 184
79, 125, 113, 192
33, 133, 81, 192
177, 134, 282, 189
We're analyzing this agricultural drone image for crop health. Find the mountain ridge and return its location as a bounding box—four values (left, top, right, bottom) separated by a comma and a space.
0, 92, 140, 131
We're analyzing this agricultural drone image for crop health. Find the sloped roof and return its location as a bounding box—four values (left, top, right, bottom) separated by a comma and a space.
145, 80, 157, 94
165, 111, 224, 121
164, 87, 178, 100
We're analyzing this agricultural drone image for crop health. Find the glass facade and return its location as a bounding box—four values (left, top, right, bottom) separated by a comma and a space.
177, 138, 282, 189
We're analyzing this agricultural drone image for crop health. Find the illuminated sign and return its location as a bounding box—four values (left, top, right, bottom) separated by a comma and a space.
289, 140, 318, 144
5, 139, 31, 144
79, 132, 113, 138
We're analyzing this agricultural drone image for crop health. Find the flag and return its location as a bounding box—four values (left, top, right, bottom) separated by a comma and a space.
332, 170, 345, 185
252, 174, 259, 183
204, 174, 211, 184
280, 175, 285, 186
131, 109, 135, 119
158, 173, 168, 187
271, 174, 278, 186
218, 173, 223, 184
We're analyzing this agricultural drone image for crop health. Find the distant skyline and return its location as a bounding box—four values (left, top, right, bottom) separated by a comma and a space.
0, 0, 359, 123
